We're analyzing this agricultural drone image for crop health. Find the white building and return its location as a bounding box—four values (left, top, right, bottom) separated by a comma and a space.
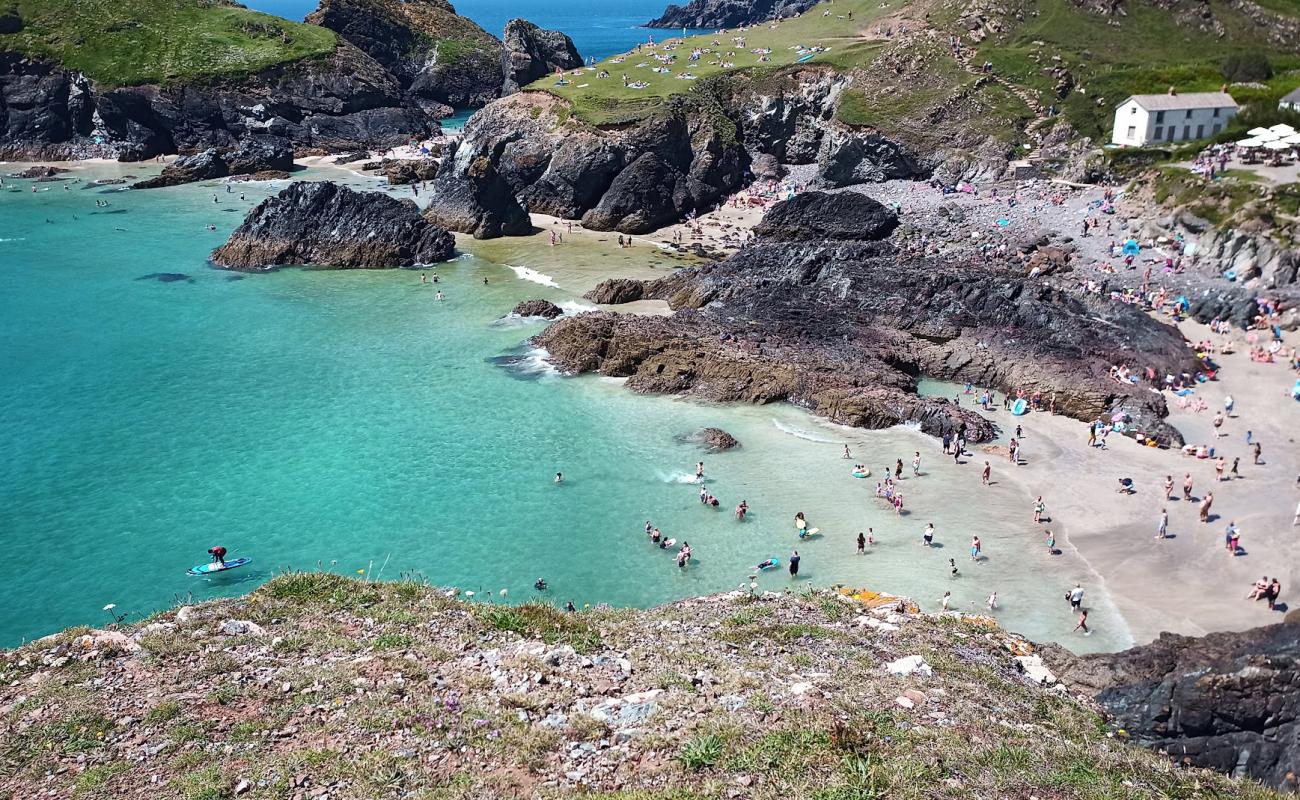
1110, 92, 1238, 147
1280, 87, 1300, 112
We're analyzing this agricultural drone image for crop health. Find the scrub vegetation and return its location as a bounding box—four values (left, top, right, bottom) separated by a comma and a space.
0, 572, 1285, 799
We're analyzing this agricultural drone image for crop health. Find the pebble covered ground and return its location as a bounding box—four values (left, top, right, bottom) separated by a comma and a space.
0, 573, 1281, 799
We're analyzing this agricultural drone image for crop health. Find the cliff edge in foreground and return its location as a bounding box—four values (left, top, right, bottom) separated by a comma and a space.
0, 574, 1283, 799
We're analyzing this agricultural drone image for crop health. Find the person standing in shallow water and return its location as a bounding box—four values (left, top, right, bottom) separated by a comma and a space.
789, 550, 800, 577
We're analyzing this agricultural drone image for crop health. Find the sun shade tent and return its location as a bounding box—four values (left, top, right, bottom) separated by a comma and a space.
1268, 123, 1296, 135
1247, 126, 1274, 136
1262, 140, 1292, 150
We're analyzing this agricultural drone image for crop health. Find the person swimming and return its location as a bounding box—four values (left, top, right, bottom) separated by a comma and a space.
534, 578, 548, 591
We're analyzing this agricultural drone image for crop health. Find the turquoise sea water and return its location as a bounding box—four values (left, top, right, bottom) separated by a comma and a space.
0, 165, 1129, 653
245, 0, 681, 62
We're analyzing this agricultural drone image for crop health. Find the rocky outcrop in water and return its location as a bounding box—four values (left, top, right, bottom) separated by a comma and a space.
133, 137, 295, 189
211, 182, 454, 270
646, 0, 818, 28
307, 0, 504, 109
585, 278, 648, 305
693, 427, 741, 451
501, 19, 583, 94
511, 299, 564, 319
381, 158, 441, 185
537, 192, 1196, 443
1045, 620, 1300, 787
0, 43, 436, 161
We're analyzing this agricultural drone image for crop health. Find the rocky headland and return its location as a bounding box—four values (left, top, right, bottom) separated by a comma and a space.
501, 19, 584, 95
1045, 618, 1300, 787
0, 572, 1285, 799
536, 192, 1197, 444
210, 182, 455, 270
647, 0, 820, 29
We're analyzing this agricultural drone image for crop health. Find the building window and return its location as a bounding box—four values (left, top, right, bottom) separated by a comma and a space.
1212, 123, 1221, 134
1154, 126, 1164, 139
1156, 111, 1165, 123
1185, 110, 1193, 119
1183, 125, 1191, 139
1127, 125, 1137, 140
1196, 124, 1204, 139
1131, 106, 1138, 114
1167, 127, 1175, 142
1213, 108, 1221, 117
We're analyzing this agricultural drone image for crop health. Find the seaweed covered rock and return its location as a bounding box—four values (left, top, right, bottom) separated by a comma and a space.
211, 182, 454, 270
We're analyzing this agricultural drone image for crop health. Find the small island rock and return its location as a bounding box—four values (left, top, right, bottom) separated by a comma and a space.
512, 299, 564, 319
211, 182, 455, 271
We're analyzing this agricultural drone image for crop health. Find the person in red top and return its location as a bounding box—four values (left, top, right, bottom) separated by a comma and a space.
208, 546, 227, 567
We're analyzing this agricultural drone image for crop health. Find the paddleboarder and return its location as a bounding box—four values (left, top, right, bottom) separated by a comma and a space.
208, 545, 227, 567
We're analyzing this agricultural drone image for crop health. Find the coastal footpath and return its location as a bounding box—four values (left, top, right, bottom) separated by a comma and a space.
2, 572, 1293, 799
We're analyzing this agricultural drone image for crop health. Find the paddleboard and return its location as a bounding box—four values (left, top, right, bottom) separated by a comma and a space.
1011, 398, 1028, 416
661, 538, 677, 549
755, 558, 781, 571
187, 557, 251, 576
799, 527, 821, 539
796, 53, 816, 62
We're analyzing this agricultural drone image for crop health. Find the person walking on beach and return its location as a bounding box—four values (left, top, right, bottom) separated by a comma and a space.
923, 523, 935, 547
949, 558, 960, 578
1164, 475, 1174, 500
1068, 583, 1084, 611
895, 459, 903, 479
986, 591, 998, 610
1224, 394, 1234, 416
1200, 491, 1214, 523
1156, 508, 1168, 539
940, 590, 951, 611
1033, 496, 1045, 523
856, 531, 866, 554
696, 461, 705, 479
1044, 530, 1056, 553
1253, 442, 1263, 465
1183, 473, 1193, 501
843, 444, 852, 459
912, 452, 921, 477
1073, 609, 1089, 634
1215, 457, 1226, 482
1212, 411, 1225, 437
789, 550, 800, 577
1224, 520, 1239, 553
970, 535, 982, 561
981, 461, 991, 485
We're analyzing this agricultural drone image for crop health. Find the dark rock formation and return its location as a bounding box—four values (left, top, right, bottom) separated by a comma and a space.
585, 278, 647, 305
425, 67, 936, 238
501, 19, 583, 94
536, 192, 1197, 443
753, 190, 898, 243
647, 0, 817, 28
308, 0, 504, 109
425, 147, 531, 238
692, 427, 741, 451
211, 182, 454, 270
8, 165, 67, 178
382, 158, 440, 185
0, 43, 436, 161
512, 299, 564, 319
133, 138, 295, 189
1044, 621, 1300, 787
814, 131, 926, 188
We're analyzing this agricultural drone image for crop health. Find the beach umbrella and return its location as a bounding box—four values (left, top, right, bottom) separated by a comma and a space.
1235, 137, 1262, 147
1268, 123, 1296, 135
1122, 239, 1140, 256
1247, 126, 1273, 136
1284, 133, 1300, 145
1263, 140, 1291, 150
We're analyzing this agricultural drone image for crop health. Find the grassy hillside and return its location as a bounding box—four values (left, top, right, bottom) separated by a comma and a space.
0, 0, 338, 87
530, 0, 904, 125
528, 0, 1300, 150
0, 572, 1285, 800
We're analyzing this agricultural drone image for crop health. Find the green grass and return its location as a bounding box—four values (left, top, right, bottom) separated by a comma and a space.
529, 0, 905, 124
978, 0, 1300, 139
0, 0, 337, 87
73, 761, 131, 796
475, 602, 603, 653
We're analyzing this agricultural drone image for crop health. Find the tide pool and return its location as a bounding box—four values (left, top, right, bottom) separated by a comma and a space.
0, 165, 1129, 652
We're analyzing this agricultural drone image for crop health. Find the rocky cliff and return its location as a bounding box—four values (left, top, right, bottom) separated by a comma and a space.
307, 0, 504, 110
646, 0, 819, 28
501, 19, 584, 95
0, 40, 436, 161
1045, 619, 1300, 788
425, 67, 935, 236
0, 572, 1279, 799
211, 181, 455, 270
536, 192, 1197, 444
